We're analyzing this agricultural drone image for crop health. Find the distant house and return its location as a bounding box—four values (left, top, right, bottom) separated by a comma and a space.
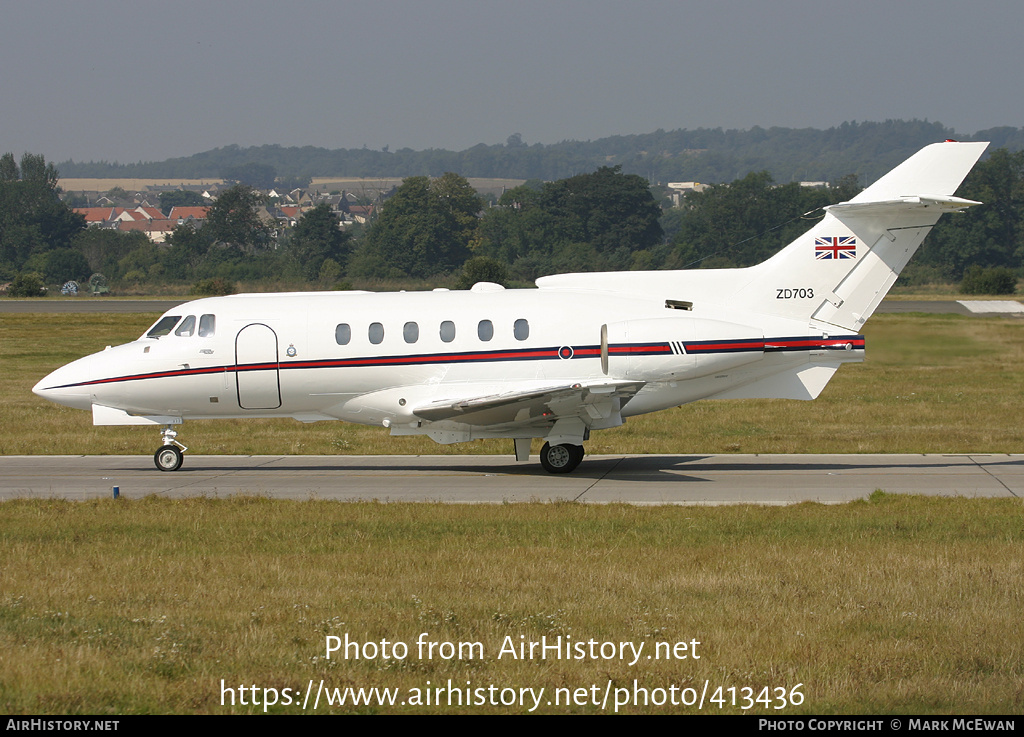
666, 182, 708, 207
276, 205, 303, 227
75, 207, 117, 226
348, 205, 375, 224
73, 206, 183, 242
115, 217, 177, 243
134, 206, 164, 220
168, 206, 210, 224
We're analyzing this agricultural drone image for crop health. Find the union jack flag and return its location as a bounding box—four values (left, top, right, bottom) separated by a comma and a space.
815, 236, 857, 260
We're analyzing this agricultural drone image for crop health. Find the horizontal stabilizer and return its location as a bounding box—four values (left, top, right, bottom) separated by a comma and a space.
848, 141, 989, 204
826, 194, 981, 217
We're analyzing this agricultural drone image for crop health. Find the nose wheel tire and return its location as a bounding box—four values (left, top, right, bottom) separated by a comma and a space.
540, 442, 584, 474
154, 445, 184, 472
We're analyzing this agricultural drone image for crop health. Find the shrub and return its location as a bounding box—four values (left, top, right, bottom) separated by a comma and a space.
7, 273, 46, 297
456, 256, 509, 289
959, 265, 1017, 295
189, 278, 237, 297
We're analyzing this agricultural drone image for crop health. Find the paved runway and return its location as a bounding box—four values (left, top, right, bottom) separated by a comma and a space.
2, 454, 1020, 504
0, 299, 183, 313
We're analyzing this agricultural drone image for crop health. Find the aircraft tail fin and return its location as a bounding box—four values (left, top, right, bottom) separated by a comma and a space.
735, 141, 987, 331
536, 142, 987, 332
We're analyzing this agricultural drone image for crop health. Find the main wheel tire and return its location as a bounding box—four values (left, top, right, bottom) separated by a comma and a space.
154, 445, 183, 472
540, 442, 584, 474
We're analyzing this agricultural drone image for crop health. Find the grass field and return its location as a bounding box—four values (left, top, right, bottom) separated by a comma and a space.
0, 494, 1021, 714
2, 310, 1023, 714
4, 311, 1023, 456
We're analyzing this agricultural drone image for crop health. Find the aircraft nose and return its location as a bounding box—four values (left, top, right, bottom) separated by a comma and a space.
33, 366, 94, 411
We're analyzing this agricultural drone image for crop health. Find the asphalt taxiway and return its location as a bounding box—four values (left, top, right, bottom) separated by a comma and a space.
1, 454, 1020, 504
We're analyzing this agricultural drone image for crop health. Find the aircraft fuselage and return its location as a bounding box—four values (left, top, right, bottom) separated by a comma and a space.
34, 286, 863, 435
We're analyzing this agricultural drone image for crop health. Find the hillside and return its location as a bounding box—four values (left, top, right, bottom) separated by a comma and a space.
58, 120, 1024, 186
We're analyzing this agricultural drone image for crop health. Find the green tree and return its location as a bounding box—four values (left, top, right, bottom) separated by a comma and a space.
539, 166, 663, 257
317, 258, 344, 287
73, 229, 153, 278
7, 272, 45, 297
960, 265, 1017, 294
158, 189, 206, 214
288, 203, 352, 280
104, 186, 130, 202
203, 185, 271, 253
0, 153, 18, 182
919, 148, 1024, 279
478, 166, 663, 277
162, 224, 213, 281
19, 153, 60, 189
221, 163, 277, 190
23, 248, 91, 284
456, 256, 510, 289
189, 277, 237, 296
669, 173, 847, 269
276, 175, 312, 192
498, 182, 544, 208
352, 174, 483, 279
0, 153, 84, 275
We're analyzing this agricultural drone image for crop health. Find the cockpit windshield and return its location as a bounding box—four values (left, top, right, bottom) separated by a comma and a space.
145, 315, 181, 338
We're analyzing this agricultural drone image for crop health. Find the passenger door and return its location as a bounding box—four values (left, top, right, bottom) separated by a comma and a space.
235, 323, 281, 409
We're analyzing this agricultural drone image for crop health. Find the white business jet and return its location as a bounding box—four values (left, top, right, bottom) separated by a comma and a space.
34, 141, 987, 473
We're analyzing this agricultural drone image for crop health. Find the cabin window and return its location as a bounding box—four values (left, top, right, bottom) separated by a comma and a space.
174, 315, 196, 337
514, 319, 529, 341
440, 320, 456, 343
335, 323, 351, 345
478, 319, 493, 342
199, 314, 216, 337
368, 322, 385, 344
146, 315, 180, 338
403, 322, 419, 343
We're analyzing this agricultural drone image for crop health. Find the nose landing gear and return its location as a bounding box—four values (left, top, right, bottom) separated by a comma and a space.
154, 425, 188, 472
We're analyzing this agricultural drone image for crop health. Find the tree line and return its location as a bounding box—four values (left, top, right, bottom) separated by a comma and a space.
3, 149, 1022, 296
58, 121, 1024, 188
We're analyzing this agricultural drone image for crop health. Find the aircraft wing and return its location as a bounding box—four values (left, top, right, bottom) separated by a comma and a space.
411, 379, 645, 430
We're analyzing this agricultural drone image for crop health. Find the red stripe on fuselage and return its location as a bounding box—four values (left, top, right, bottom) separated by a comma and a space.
44, 335, 861, 391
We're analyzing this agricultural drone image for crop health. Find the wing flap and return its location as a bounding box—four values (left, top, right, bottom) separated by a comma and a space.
412, 379, 645, 428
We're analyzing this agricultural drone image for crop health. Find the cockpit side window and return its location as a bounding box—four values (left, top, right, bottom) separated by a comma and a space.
146, 315, 181, 338
198, 314, 216, 337
175, 315, 196, 337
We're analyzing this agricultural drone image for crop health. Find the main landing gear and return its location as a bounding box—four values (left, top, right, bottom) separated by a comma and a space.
154, 425, 188, 472
539, 442, 585, 474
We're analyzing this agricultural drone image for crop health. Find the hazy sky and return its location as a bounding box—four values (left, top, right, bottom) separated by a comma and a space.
3, 0, 1022, 164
